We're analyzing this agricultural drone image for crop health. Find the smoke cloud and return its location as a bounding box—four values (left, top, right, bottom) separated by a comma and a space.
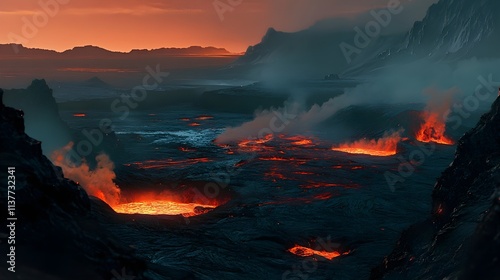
51, 142, 121, 206
422, 87, 457, 121
216, 58, 500, 144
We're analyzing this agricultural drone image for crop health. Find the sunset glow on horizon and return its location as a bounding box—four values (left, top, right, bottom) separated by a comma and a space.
1, 0, 436, 53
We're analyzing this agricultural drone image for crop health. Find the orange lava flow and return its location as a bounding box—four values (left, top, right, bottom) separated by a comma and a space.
291, 139, 313, 146
113, 200, 215, 217
416, 112, 454, 145
239, 134, 273, 146
264, 168, 287, 181
281, 135, 315, 146
259, 156, 288, 161
188, 122, 201, 127
288, 245, 348, 260
236, 134, 274, 152
73, 113, 86, 117
331, 131, 402, 157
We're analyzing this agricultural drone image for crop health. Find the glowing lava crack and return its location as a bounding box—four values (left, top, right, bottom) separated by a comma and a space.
113, 201, 216, 217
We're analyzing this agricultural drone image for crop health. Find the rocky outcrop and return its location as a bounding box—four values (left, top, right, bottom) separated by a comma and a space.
0, 89, 145, 280
3, 79, 73, 155
371, 96, 500, 279
4, 79, 124, 165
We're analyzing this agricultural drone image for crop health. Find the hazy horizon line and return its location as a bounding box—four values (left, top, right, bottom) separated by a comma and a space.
0, 43, 247, 55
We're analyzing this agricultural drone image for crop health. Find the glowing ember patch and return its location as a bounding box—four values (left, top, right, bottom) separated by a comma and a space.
188, 122, 201, 127
73, 113, 86, 117
128, 158, 211, 169
331, 131, 402, 157
313, 193, 333, 200
179, 118, 191, 121
416, 112, 454, 145
280, 135, 315, 146
195, 115, 214, 121
264, 169, 287, 181
293, 171, 315, 175
259, 157, 288, 161
291, 139, 313, 146
332, 165, 363, 170
288, 245, 348, 260
234, 160, 247, 167
113, 200, 215, 216
436, 204, 444, 214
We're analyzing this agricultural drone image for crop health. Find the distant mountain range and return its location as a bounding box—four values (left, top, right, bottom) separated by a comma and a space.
0, 44, 239, 88
0, 44, 233, 58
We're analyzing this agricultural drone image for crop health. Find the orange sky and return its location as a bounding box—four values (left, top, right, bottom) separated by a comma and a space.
1, 0, 436, 53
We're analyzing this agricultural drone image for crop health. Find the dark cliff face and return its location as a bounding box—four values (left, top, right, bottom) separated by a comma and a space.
371, 96, 500, 279
352, 0, 500, 76
0, 89, 145, 280
399, 0, 500, 58
237, 0, 500, 78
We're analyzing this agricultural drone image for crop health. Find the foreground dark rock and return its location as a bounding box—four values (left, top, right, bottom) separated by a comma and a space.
372, 96, 500, 279
0, 89, 146, 280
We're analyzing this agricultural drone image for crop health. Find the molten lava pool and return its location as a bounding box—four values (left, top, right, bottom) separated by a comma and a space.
113, 200, 216, 217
